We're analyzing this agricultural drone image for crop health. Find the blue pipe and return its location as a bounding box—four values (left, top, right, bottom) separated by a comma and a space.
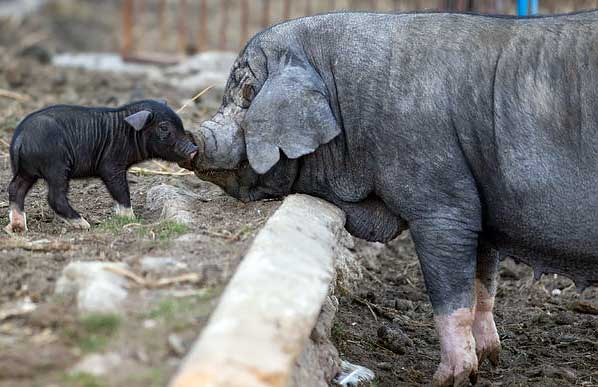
531, 0, 539, 15
517, 0, 529, 16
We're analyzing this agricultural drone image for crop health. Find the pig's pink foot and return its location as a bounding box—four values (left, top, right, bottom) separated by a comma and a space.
6, 206, 28, 233
473, 279, 500, 366
472, 311, 500, 367
433, 308, 478, 387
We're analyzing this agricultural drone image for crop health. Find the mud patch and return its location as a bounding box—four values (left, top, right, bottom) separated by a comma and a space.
333, 235, 598, 386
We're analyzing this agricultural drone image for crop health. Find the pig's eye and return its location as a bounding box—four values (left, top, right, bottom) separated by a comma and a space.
159, 124, 170, 135
242, 84, 255, 102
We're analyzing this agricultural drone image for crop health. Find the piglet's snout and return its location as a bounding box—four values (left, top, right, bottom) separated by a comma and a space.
176, 142, 199, 170
179, 142, 199, 160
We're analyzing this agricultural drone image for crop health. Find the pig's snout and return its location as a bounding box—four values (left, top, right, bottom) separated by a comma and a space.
177, 141, 199, 170
178, 140, 198, 160
186, 144, 199, 160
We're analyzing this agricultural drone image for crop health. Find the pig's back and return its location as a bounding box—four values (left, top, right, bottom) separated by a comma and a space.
12, 105, 111, 176
470, 20, 598, 288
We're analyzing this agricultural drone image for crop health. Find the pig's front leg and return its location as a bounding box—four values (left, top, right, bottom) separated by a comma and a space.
410, 218, 478, 387
473, 245, 501, 367
100, 168, 135, 218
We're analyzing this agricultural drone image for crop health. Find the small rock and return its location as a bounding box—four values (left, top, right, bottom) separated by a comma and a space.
377, 362, 392, 371
553, 311, 574, 325
382, 298, 415, 311
333, 360, 375, 387
55, 261, 129, 314
49, 72, 67, 87
526, 365, 576, 383
146, 184, 197, 226
551, 288, 562, 296
168, 333, 186, 356
70, 353, 122, 376
377, 324, 414, 355
364, 291, 376, 303
143, 319, 157, 329
18, 44, 51, 64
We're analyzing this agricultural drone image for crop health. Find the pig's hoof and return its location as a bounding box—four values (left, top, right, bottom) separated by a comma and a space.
5, 222, 27, 234
7, 208, 28, 233
432, 353, 478, 387
473, 311, 501, 367
60, 216, 91, 230
114, 204, 135, 219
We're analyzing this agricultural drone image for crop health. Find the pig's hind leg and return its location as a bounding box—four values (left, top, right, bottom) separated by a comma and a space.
5, 173, 37, 233
100, 169, 134, 218
473, 245, 501, 367
45, 173, 90, 230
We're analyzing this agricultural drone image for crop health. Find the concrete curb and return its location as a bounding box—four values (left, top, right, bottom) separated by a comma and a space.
169, 194, 346, 387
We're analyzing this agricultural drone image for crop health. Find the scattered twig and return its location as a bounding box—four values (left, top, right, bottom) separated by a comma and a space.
570, 301, 598, 315
347, 286, 432, 328
0, 88, 31, 102
104, 266, 201, 288
151, 160, 171, 171
0, 138, 10, 148
557, 338, 598, 349
363, 268, 385, 286
366, 303, 378, 322
104, 266, 146, 286
154, 273, 201, 287
129, 167, 194, 176
176, 85, 215, 114
0, 239, 72, 252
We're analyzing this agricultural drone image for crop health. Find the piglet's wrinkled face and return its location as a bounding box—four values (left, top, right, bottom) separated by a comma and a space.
148, 116, 198, 164
126, 102, 198, 165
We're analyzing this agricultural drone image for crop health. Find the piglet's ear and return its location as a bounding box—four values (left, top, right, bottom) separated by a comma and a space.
243, 64, 340, 174
125, 110, 153, 131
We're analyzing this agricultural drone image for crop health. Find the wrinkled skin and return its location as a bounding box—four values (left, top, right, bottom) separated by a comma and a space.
186, 11, 598, 385
7, 99, 197, 232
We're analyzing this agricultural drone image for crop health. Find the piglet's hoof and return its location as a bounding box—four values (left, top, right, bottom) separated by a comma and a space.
60, 216, 91, 230
114, 204, 135, 219
6, 210, 28, 233
4, 223, 21, 234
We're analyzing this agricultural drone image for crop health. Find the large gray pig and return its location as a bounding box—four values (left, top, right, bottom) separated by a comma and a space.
184, 11, 598, 386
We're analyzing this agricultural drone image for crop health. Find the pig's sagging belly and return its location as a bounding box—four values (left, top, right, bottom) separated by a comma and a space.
480, 173, 598, 289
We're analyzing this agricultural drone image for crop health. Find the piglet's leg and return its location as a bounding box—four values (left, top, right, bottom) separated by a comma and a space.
46, 177, 90, 230
473, 246, 501, 367
410, 219, 478, 387
5, 174, 37, 233
101, 170, 134, 219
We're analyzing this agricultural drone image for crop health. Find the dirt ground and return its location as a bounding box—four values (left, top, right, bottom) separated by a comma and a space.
334, 236, 598, 386
0, 4, 280, 386
0, 72, 278, 386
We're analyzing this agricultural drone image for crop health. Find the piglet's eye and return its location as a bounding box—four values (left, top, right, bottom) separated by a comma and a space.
242, 84, 255, 102
159, 124, 169, 132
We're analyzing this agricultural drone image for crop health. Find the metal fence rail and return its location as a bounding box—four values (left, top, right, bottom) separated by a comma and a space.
121, 0, 598, 63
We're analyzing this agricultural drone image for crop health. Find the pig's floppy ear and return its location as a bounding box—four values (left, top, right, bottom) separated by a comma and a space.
243, 65, 340, 174
125, 110, 153, 131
